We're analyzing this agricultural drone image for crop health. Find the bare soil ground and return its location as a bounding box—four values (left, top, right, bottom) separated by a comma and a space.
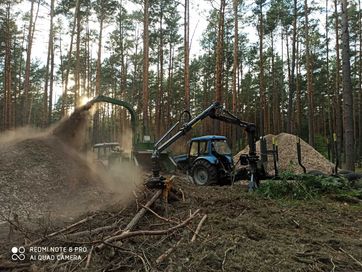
1, 175, 361, 272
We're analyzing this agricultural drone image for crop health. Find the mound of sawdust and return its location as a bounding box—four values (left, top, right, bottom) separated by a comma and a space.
0, 135, 112, 219
234, 132, 334, 175
0, 105, 136, 220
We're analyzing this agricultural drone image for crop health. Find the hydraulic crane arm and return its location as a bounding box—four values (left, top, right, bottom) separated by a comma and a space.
148, 101, 259, 188
153, 102, 220, 155
208, 104, 257, 157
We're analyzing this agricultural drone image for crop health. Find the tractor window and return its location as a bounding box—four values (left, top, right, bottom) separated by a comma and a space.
199, 141, 208, 155
190, 142, 198, 157
213, 140, 231, 155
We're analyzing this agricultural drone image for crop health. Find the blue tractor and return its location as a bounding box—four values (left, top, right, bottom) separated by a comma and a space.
146, 101, 266, 190
174, 135, 235, 185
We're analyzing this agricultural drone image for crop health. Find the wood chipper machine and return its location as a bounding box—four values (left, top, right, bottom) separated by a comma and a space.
84, 95, 176, 171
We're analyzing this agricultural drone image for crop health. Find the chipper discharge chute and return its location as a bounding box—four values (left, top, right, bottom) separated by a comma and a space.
86, 95, 175, 171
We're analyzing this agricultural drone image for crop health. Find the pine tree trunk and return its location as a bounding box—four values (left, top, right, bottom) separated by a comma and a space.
232, 0, 238, 150
62, 0, 79, 116
142, 0, 150, 136
23, 0, 35, 125
326, 0, 333, 145
166, 43, 174, 128
258, 1, 266, 136
304, 0, 315, 146
359, 0, 362, 160
334, 0, 343, 162
296, 39, 302, 136
43, 0, 54, 127
341, 0, 355, 170
15, 27, 26, 127
215, 0, 225, 135
156, 7, 164, 138
75, 0, 82, 107
184, 0, 190, 111
48, 0, 55, 124
287, 0, 298, 133
271, 32, 279, 134
4, 2, 12, 130
93, 17, 104, 144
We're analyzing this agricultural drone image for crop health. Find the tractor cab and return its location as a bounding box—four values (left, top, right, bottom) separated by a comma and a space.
174, 135, 234, 185
92, 142, 125, 168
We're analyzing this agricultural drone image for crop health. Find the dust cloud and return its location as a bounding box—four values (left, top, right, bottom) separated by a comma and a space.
52, 104, 92, 150
0, 126, 46, 146
99, 160, 143, 203
120, 127, 133, 154
0, 102, 144, 221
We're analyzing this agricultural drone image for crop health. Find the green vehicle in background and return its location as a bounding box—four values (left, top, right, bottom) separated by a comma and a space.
90, 95, 176, 172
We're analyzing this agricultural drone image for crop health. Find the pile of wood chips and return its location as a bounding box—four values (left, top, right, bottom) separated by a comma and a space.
234, 132, 334, 175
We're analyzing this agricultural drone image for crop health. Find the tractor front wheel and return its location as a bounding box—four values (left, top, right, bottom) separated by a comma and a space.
192, 160, 218, 186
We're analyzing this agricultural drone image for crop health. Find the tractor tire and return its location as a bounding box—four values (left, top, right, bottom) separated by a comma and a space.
191, 160, 218, 186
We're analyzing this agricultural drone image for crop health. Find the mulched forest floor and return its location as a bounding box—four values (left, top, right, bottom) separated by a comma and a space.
1, 175, 361, 272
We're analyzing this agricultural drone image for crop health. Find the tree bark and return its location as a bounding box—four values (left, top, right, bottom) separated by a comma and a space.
258, 1, 266, 136
304, 0, 315, 146
4, 2, 12, 130
156, 5, 164, 138
142, 0, 150, 136
287, 0, 298, 133
93, 16, 104, 144
296, 38, 302, 136
184, 0, 190, 111
341, 0, 355, 170
48, 0, 55, 124
359, 0, 362, 159
334, 0, 343, 162
215, 0, 225, 135
75, 0, 82, 107
232, 0, 238, 149
23, 0, 36, 124
43, 0, 54, 127
62, 0, 80, 116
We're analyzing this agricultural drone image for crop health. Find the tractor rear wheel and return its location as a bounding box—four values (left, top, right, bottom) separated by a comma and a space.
192, 160, 218, 186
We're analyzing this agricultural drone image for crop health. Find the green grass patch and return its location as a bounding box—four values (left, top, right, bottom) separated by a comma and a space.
256, 172, 362, 202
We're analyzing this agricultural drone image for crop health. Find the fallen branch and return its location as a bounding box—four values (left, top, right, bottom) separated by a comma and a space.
99, 209, 200, 247
65, 224, 117, 239
339, 247, 362, 268
85, 246, 94, 269
191, 214, 207, 242
222, 245, 236, 272
330, 257, 336, 272
66, 208, 127, 238
179, 188, 185, 201
103, 242, 149, 271
156, 237, 183, 265
97, 189, 162, 250
69, 255, 87, 272
141, 205, 178, 224
142, 205, 201, 237
124, 189, 163, 232
28, 214, 96, 246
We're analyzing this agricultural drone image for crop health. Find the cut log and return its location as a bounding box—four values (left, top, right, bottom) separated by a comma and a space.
96, 189, 162, 250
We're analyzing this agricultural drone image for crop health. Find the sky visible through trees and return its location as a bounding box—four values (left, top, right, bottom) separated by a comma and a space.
0, 0, 361, 170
